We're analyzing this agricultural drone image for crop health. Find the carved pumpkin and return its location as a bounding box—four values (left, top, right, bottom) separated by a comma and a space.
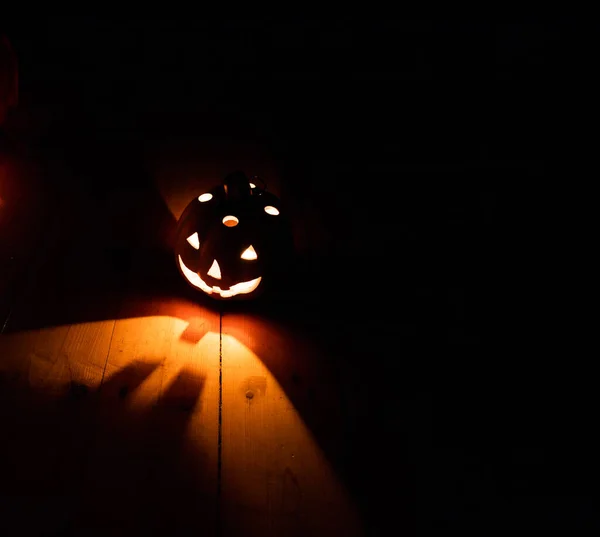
174, 171, 292, 300
0, 33, 18, 127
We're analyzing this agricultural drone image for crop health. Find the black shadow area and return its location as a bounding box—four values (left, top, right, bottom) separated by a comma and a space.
0, 361, 213, 537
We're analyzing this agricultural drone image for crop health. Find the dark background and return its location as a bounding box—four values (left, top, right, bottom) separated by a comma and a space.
1, 15, 590, 535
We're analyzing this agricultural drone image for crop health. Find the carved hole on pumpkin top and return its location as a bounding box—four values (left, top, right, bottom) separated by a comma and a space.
222, 215, 239, 227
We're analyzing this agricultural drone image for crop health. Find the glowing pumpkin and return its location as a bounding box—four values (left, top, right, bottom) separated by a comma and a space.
0, 34, 18, 127
175, 171, 292, 300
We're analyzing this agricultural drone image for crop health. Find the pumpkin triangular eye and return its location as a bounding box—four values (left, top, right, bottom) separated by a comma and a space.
186, 232, 200, 250
207, 259, 221, 279
241, 245, 258, 260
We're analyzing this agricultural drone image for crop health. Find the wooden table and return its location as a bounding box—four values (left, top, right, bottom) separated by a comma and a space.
0, 136, 370, 537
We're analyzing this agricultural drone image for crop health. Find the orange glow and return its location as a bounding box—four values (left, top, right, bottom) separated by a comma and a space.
240, 245, 257, 260
264, 205, 279, 216
178, 256, 261, 298
219, 333, 362, 536
178, 256, 211, 293
220, 278, 262, 297
0, 302, 359, 534
222, 215, 239, 227
186, 232, 200, 249
198, 193, 213, 202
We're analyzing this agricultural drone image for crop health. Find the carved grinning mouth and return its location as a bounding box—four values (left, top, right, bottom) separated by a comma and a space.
178, 256, 262, 298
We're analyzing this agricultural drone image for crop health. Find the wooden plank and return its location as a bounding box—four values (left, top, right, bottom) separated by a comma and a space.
0, 318, 115, 537
0, 164, 116, 391
72, 298, 221, 537
0, 170, 116, 527
1, 155, 222, 535
0, 298, 222, 537
220, 312, 364, 537
0, 146, 123, 534
0, 320, 113, 393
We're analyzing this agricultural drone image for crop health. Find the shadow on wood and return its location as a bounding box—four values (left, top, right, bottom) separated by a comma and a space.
0, 134, 383, 535
0, 360, 215, 537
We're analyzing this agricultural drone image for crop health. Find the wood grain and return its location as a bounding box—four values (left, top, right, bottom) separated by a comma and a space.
1, 135, 367, 536
0, 154, 223, 535
220, 312, 364, 537
72, 303, 221, 537
0, 302, 222, 536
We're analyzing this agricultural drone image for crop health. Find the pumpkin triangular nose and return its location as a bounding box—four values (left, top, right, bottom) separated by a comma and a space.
207, 259, 221, 279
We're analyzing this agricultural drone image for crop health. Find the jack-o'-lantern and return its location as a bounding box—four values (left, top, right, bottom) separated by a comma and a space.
174, 171, 293, 300
0, 33, 18, 127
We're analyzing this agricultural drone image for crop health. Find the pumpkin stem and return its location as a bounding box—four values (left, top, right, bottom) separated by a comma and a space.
223, 170, 252, 200
252, 175, 268, 193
